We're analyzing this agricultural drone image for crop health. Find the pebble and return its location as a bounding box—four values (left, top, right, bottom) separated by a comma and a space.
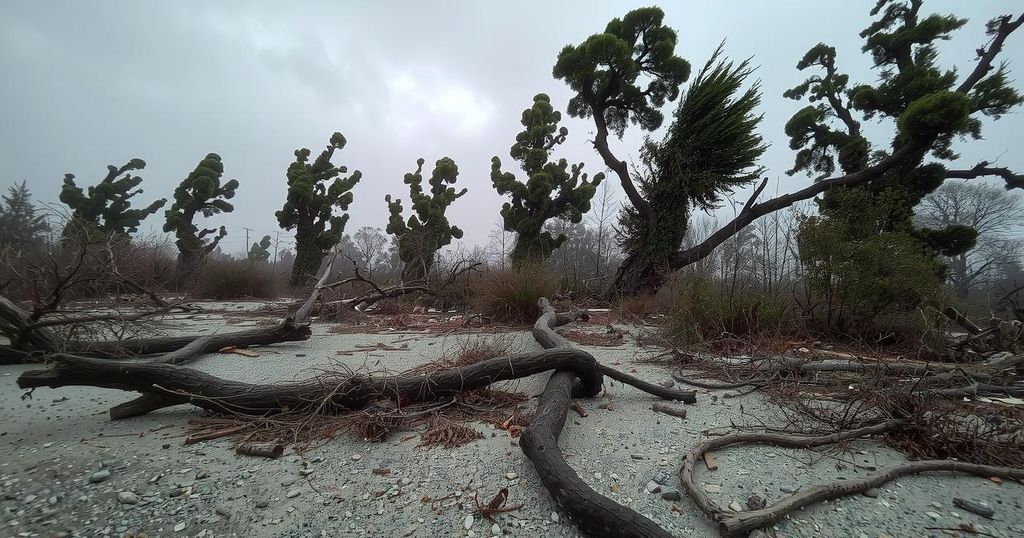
630, 454, 644, 460
780, 485, 799, 494
645, 481, 662, 494
551, 512, 560, 523
173, 522, 187, 532
652, 469, 671, 485
661, 489, 682, 501
925, 511, 942, 520
747, 494, 767, 510
88, 469, 111, 483
704, 484, 722, 494
255, 499, 270, 509
351, 454, 363, 461
117, 491, 139, 504
463, 514, 474, 530
593, 472, 602, 480
728, 500, 743, 512
286, 489, 301, 499
491, 523, 500, 535
505, 472, 518, 480
862, 488, 880, 498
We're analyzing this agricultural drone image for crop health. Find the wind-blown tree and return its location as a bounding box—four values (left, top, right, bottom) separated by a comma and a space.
385, 157, 466, 282
788, 1, 1024, 317
276, 132, 362, 286
0, 181, 50, 253
163, 153, 239, 289
59, 159, 167, 242
248, 235, 272, 263
614, 47, 768, 294
557, 3, 1023, 297
491, 93, 604, 263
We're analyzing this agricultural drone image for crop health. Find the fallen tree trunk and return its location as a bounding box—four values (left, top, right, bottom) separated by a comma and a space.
520, 298, 675, 538
18, 347, 604, 419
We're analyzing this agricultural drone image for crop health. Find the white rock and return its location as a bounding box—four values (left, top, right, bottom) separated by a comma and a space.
351, 454, 362, 461
286, 489, 301, 499
593, 472, 603, 480
728, 501, 743, 512
463, 514, 475, 530
704, 484, 722, 494
117, 491, 139, 505
551, 512, 560, 523
173, 522, 187, 532
505, 472, 518, 480
926, 511, 942, 520
491, 523, 501, 536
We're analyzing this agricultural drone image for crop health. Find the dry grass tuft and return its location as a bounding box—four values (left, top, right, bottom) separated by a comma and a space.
419, 417, 484, 448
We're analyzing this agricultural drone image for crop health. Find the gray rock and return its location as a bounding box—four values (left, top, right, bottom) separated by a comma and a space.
661, 489, 682, 501
780, 485, 799, 494
255, 499, 270, 509
630, 454, 644, 460
286, 488, 301, 499
746, 494, 766, 510
651, 469, 672, 485
463, 514, 474, 530
953, 497, 995, 519
88, 469, 111, 483
645, 481, 662, 494
862, 487, 880, 498
704, 484, 723, 494
117, 491, 139, 505
728, 500, 743, 512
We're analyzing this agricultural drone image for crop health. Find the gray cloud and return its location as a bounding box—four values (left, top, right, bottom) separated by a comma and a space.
2, 1, 1021, 255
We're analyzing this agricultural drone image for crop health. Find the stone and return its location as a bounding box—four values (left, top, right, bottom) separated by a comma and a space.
463, 514, 474, 530
630, 454, 644, 460
491, 523, 500, 535
593, 472, 602, 480
350, 454, 363, 461
862, 488, 880, 498
88, 470, 111, 483
925, 511, 942, 520
746, 494, 767, 510
505, 472, 518, 480
661, 490, 682, 501
174, 522, 187, 532
652, 469, 672, 485
645, 481, 662, 494
281, 477, 298, 487
286, 489, 301, 499
780, 485, 799, 494
704, 484, 722, 494
952, 497, 995, 519
728, 500, 743, 512
551, 512, 560, 523
117, 491, 139, 504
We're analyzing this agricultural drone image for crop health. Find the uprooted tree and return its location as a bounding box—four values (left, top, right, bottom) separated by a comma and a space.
385, 157, 466, 282
491, 93, 604, 264
59, 158, 167, 243
276, 132, 362, 287
557, 3, 1024, 297
163, 153, 239, 289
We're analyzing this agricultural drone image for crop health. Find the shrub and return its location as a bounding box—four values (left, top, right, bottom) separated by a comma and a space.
192, 259, 284, 299
660, 273, 794, 347
469, 263, 560, 323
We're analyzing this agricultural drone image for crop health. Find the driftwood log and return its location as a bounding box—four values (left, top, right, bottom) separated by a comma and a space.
519, 297, 677, 538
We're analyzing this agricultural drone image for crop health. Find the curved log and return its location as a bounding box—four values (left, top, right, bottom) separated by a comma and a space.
678, 420, 1024, 536
18, 347, 603, 419
520, 298, 674, 538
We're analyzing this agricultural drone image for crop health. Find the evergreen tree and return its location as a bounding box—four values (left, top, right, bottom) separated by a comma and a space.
59, 159, 167, 241
788, 1, 1023, 316
490, 93, 604, 263
0, 181, 50, 253
163, 153, 239, 289
385, 157, 466, 282
615, 46, 767, 294
248, 235, 272, 263
276, 132, 361, 286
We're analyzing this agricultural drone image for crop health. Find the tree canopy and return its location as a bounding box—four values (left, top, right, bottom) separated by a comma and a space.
59, 159, 167, 241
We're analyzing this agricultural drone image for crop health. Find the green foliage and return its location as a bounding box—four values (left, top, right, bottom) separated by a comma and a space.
786, 1, 1022, 320
276, 132, 361, 286
797, 188, 946, 332
385, 157, 466, 281
163, 153, 239, 287
661, 274, 793, 348
491, 94, 604, 263
469, 263, 560, 324
0, 181, 50, 252
616, 46, 767, 293
248, 235, 271, 263
59, 159, 167, 240
553, 6, 690, 136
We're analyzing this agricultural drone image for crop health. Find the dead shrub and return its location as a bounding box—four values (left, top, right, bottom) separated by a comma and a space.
192, 259, 284, 299
612, 294, 659, 321
469, 263, 559, 324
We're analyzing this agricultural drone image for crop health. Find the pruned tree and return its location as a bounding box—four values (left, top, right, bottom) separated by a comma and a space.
0, 181, 50, 254
490, 93, 604, 263
557, 3, 1023, 297
385, 157, 466, 282
59, 159, 167, 242
276, 132, 361, 287
614, 46, 768, 294
163, 153, 239, 289
248, 235, 272, 263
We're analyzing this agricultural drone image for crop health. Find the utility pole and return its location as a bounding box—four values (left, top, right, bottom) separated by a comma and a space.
243, 227, 253, 258
272, 230, 282, 270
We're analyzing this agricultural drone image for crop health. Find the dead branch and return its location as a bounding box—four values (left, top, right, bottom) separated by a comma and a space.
678, 420, 1024, 536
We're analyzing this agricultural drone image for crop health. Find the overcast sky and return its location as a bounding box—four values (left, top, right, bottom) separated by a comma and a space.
2, 1, 1022, 255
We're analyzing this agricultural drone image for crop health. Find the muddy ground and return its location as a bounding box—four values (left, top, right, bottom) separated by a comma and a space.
2, 301, 1022, 537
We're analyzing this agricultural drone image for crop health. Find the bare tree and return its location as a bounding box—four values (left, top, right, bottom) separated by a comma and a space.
918, 181, 1024, 297
486, 219, 515, 270
351, 226, 387, 275
584, 180, 619, 279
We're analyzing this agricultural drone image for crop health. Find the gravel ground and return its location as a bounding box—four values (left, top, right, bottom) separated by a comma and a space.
2, 303, 1023, 537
